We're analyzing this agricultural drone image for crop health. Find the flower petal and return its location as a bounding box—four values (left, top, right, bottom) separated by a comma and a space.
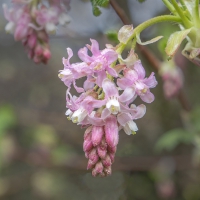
143, 72, 158, 88
140, 91, 155, 103
134, 60, 145, 79
101, 49, 118, 64
102, 79, 118, 97
119, 87, 135, 102
106, 66, 118, 77
117, 113, 132, 126
90, 39, 100, 56
101, 108, 111, 119
78, 47, 92, 62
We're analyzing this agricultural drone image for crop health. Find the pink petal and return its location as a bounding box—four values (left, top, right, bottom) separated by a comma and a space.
117, 78, 132, 90
143, 72, 158, 88
106, 66, 118, 77
102, 79, 118, 98
134, 60, 145, 79
117, 113, 132, 126
119, 87, 135, 102
101, 49, 118, 64
66, 48, 73, 64
131, 104, 146, 119
96, 71, 107, 87
88, 113, 105, 126
83, 78, 94, 91
140, 91, 155, 103
78, 47, 92, 63
90, 39, 100, 56
73, 81, 84, 93
101, 108, 111, 119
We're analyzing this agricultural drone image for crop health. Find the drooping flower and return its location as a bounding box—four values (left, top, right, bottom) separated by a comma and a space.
58, 39, 158, 177
117, 60, 158, 103
3, 0, 71, 64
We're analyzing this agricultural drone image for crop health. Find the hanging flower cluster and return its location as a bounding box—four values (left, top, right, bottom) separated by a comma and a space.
3, 0, 70, 64
58, 39, 157, 177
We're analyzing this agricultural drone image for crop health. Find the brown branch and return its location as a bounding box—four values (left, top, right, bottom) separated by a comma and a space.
110, 0, 191, 111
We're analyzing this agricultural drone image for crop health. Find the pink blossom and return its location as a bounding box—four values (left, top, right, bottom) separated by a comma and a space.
117, 60, 157, 103
78, 39, 118, 86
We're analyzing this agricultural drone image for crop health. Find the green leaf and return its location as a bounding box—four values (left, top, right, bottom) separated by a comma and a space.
184, 0, 194, 14
137, 0, 146, 2
165, 29, 191, 58
90, 0, 109, 16
136, 33, 163, 45
106, 31, 119, 43
0, 105, 16, 136
155, 128, 193, 152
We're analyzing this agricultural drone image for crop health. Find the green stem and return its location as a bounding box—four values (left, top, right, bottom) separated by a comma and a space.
171, 0, 192, 28
131, 37, 137, 50
193, 0, 200, 28
179, 0, 186, 9
117, 15, 182, 53
162, 0, 177, 15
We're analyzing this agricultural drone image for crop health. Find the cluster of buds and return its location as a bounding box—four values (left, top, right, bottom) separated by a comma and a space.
59, 38, 158, 177
3, 0, 70, 64
159, 60, 183, 99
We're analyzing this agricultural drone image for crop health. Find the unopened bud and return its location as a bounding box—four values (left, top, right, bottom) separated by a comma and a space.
97, 145, 107, 159
102, 155, 112, 167
83, 139, 93, 152
92, 126, 104, 146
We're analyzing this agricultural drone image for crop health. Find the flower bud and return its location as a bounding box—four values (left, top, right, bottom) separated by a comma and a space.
91, 126, 104, 146
83, 139, 93, 152
102, 155, 112, 167
104, 166, 112, 176
89, 148, 99, 163
97, 145, 107, 159
104, 116, 119, 147
92, 162, 103, 177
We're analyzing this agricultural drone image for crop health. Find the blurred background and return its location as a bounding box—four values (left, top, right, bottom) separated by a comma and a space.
0, 0, 200, 199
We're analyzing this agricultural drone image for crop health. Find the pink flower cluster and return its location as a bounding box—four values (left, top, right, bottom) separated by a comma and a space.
59, 39, 157, 176
3, 0, 70, 64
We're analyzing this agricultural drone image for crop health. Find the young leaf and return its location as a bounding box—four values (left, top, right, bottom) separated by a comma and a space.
155, 128, 193, 152
106, 31, 119, 43
90, 0, 109, 16
165, 29, 191, 58
136, 33, 163, 45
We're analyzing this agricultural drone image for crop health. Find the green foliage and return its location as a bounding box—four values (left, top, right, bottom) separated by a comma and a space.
0, 105, 16, 136
106, 31, 119, 43
165, 29, 191, 59
155, 128, 193, 152
90, 0, 109, 16
137, 0, 146, 2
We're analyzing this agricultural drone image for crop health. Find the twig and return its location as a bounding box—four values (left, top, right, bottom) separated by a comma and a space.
110, 0, 191, 111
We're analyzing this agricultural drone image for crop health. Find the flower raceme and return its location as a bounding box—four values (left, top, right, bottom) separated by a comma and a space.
59, 39, 158, 177
3, 0, 70, 64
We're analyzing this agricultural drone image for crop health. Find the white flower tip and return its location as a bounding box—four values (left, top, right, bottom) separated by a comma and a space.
45, 23, 56, 34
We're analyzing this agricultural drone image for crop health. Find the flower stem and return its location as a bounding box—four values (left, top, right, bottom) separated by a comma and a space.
171, 0, 192, 28
193, 0, 200, 28
162, 0, 177, 16
179, 0, 186, 9
118, 15, 182, 53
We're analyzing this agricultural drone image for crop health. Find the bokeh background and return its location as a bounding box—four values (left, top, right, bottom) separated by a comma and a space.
0, 0, 200, 199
